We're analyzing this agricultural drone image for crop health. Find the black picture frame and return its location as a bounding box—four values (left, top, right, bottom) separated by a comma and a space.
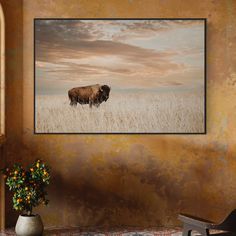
34, 18, 207, 135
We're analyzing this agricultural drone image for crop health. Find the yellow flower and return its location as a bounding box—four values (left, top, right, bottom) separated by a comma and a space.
43, 171, 47, 175
13, 176, 17, 180
14, 171, 18, 175
25, 187, 28, 191
36, 163, 40, 168
27, 196, 30, 199
17, 198, 22, 203
30, 168, 34, 172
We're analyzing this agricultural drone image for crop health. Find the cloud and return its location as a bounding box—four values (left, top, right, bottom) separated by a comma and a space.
35, 19, 204, 94
35, 19, 204, 45
35, 38, 184, 81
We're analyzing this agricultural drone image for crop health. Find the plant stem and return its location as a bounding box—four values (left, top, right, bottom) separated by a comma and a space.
27, 205, 32, 216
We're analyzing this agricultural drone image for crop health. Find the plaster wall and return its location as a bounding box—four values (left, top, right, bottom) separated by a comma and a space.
4, 0, 236, 228
0, 0, 23, 228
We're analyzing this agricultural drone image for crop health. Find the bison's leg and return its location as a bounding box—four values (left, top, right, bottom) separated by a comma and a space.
89, 98, 93, 108
70, 101, 77, 106
70, 97, 77, 106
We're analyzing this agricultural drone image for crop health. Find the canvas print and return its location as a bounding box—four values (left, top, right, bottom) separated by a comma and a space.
34, 19, 206, 133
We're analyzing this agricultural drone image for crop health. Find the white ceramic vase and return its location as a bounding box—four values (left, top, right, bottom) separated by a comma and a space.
15, 214, 44, 236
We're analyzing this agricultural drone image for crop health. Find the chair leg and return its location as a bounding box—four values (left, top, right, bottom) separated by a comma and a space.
183, 224, 192, 236
182, 229, 191, 236
182, 224, 210, 236
199, 229, 209, 236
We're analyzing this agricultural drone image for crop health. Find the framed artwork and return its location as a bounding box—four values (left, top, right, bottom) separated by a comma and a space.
34, 18, 206, 134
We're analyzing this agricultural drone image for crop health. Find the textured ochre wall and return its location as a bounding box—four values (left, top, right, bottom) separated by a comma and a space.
4, 0, 236, 229
0, 0, 23, 228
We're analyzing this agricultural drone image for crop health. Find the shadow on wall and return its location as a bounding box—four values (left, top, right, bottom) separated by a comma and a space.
4, 135, 235, 228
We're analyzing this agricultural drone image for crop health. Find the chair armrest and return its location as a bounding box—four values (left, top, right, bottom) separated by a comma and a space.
178, 213, 215, 229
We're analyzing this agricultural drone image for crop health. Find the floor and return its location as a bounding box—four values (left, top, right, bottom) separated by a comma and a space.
0, 228, 233, 236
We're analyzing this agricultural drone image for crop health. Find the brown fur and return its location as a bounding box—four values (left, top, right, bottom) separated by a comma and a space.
68, 84, 110, 108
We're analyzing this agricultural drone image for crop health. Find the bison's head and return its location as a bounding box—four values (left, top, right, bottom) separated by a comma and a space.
99, 85, 110, 102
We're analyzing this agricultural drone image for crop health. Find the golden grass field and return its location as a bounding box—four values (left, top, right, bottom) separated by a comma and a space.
35, 90, 204, 133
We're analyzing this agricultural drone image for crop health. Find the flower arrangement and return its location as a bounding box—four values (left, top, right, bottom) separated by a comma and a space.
1, 159, 50, 216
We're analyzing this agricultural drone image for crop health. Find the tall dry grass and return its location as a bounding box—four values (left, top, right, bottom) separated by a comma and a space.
35, 90, 204, 133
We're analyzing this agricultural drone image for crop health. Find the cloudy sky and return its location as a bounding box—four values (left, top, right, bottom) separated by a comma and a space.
35, 19, 205, 95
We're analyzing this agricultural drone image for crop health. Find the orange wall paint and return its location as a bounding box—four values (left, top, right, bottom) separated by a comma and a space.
0, 0, 23, 228
3, 0, 236, 229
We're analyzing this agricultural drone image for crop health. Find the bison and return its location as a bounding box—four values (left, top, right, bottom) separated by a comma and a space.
68, 84, 111, 108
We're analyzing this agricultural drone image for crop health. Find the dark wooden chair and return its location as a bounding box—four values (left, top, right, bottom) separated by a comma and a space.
178, 210, 236, 236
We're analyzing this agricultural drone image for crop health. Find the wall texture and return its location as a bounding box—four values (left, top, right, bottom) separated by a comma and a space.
3, 0, 236, 229
0, 0, 23, 228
